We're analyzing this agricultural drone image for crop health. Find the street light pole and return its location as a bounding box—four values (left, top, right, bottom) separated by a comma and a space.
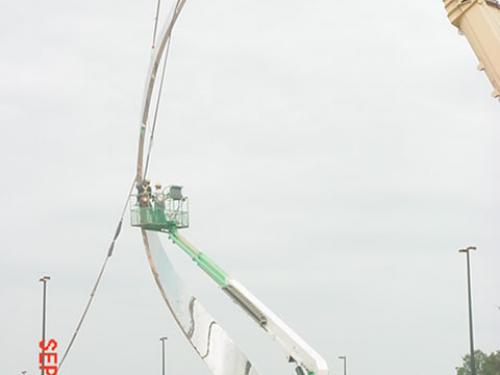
459, 246, 477, 375
338, 356, 347, 375
160, 336, 168, 375
39, 276, 51, 375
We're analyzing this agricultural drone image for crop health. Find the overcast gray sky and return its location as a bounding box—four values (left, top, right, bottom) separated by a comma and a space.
1, 0, 500, 374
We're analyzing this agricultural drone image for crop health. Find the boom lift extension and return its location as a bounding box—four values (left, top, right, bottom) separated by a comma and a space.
444, 0, 500, 99
132, 185, 328, 375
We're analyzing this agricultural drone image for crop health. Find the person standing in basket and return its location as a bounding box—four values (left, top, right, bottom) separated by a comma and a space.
153, 183, 166, 224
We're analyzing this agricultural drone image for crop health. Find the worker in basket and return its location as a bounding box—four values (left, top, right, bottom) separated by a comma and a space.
137, 179, 152, 208
153, 182, 167, 224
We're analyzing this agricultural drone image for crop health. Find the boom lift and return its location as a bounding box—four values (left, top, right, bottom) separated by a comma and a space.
443, 0, 500, 100
132, 185, 328, 375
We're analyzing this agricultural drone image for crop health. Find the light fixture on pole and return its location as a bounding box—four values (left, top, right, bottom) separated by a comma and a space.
160, 336, 168, 375
459, 246, 477, 375
338, 355, 347, 375
39, 276, 51, 375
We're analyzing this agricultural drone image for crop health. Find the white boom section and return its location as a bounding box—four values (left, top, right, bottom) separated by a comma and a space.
224, 279, 329, 375
171, 232, 329, 375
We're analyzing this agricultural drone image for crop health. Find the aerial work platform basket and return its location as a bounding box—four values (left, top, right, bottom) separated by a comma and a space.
131, 185, 189, 230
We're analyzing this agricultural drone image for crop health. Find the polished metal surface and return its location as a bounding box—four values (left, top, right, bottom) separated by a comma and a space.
143, 231, 260, 375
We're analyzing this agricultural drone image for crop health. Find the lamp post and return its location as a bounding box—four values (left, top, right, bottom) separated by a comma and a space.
160, 336, 168, 375
338, 356, 347, 375
39, 276, 51, 375
459, 246, 477, 375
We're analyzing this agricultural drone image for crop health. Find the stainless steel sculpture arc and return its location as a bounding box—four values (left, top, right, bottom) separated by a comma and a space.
135, 3, 260, 374
136, 0, 187, 181
142, 231, 260, 375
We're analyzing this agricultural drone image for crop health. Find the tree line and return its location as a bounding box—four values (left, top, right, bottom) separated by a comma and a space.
457, 351, 500, 375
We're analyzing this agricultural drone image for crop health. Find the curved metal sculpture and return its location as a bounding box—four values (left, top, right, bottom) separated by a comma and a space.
134, 2, 328, 374
143, 232, 259, 375
134, 1, 260, 373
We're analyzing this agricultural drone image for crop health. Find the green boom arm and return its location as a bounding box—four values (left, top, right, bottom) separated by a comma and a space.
166, 229, 328, 375
168, 230, 229, 288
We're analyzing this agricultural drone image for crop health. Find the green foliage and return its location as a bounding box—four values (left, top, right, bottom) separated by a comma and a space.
457, 351, 500, 375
